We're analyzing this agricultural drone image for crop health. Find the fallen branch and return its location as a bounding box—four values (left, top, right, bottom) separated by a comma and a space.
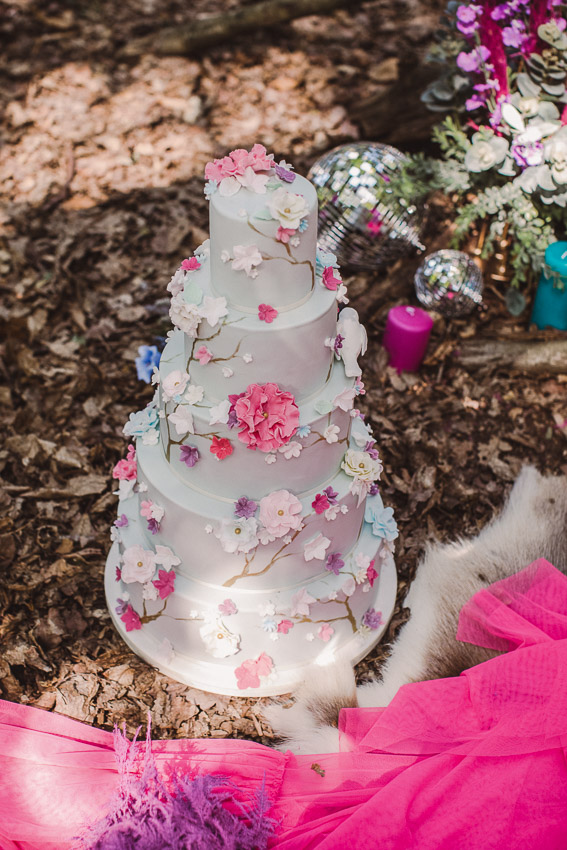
122, 0, 360, 57
454, 338, 567, 375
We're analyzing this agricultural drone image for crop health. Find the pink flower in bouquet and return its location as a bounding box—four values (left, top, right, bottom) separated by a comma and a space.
210, 436, 233, 460
259, 489, 303, 537
322, 266, 342, 291
180, 257, 201, 271
234, 382, 299, 451
276, 226, 296, 243
112, 444, 137, 481
153, 568, 176, 600
258, 303, 278, 323
121, 605, 142, 632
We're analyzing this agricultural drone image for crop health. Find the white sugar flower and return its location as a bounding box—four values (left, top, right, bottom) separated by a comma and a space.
290, 587, 316, 617
204, 524, 213, 534
336, 284, 349, 304
341, 576, 356, 597
161, 370, 189, 402
303, 533, 331, 562
185, 384, 204, 405
323, 424, 340, 443
305, 632, 315, 642
333, 388, 356, 412
258, 602, 276, 617
221, 250, 230, 263
169, 293, 202, 336
121, 545, 156, 584
267, 187, 309, 230
168, 407, 194, 435
199, 618, 240, 658
257, 527, 276, 545
199, 295, 228, 328
355, 552, 371, 570
238, 166, 269, 194
278, 440, 302, 459
141, 429, 159, 446
222, 367, 234, 378
167, 267, 187, 296
142, 581, 159, 602
265, 453, 277, 464
154, 545, 180, 570
215, 517, 259, 554
324, 504, 340, 521
342, 449, 383, 482
231, 244, 263, 277
209, 399, 231, 425
242, 353, 253, 363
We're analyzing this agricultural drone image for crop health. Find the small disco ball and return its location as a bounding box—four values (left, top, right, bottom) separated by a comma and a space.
415, 249, 483, 317
308, 142, 425, 270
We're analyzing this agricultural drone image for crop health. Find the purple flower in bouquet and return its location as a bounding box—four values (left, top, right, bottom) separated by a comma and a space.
457, 44, 491, 73
234, 496, 257, 519
502, 18, 528, 48
456, 4, 482, 36
511, 138, 544, 168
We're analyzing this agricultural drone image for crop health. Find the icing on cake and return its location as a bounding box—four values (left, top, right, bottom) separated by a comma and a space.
105, 144, 398, 697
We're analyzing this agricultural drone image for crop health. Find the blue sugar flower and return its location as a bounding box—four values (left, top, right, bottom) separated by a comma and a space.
135, 345, 161, 383
204, 180, 218, 199
296, 424, 311, 439
364, 498, 398, 541
123, 405, 160, 438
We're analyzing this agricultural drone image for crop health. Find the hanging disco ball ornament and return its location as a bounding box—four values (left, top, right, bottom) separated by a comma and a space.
415, 249, 483, 317
308, 142, 425, 269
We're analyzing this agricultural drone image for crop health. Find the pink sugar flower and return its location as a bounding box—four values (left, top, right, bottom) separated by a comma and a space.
121, 604, 142, 632
235, 652, 273, 689
322, 266, 342, 291
258, 304, 278, 323
204, 159, 225, 181
312, 493, 330, 515
196, 345, 213, 365
210, 436, 233, 460
153, 568, 176, 600
180, 257, 201, 271
246, 143, 273, 172
234, 382, 299, 452
276, 226, 296, 243
259, 489, 303, 538
318, 623, 334, 642
277, 619, 294, 634
367, 560, 378, 587
219, 598, 238, 616
140, 500, 154, 520
112, 444, 137, 480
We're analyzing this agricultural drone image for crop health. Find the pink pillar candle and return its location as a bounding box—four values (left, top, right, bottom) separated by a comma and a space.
382, 305, 433, 373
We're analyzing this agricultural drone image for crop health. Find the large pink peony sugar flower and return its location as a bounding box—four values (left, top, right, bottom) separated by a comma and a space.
234, 382, 299, 452
259, 489, 303, 538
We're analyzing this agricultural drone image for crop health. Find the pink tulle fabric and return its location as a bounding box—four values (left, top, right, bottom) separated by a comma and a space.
2, 559, 567, 849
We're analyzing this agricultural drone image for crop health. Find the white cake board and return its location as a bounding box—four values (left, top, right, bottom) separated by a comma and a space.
105, 543, 397, 698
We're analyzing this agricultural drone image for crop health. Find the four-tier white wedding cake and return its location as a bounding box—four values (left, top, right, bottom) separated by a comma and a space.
105, 144, 398, 697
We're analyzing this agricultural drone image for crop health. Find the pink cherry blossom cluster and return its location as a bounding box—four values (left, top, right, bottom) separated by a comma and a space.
204, 144, 273, 182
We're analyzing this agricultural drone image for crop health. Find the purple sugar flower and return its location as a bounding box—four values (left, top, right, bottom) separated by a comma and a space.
325, 552, 344, 575
275, 162, 296, 183
115, 598, 129, 616
227, 409, 238, 429
363, 607, 383, 630
114, 514, 129, 528
180, 445, 200, 468
364, 440, 380, 460
323, 486, 338, 505
334, 334, 344, 353
147, 518, 160, 535
369, 483, 380, 496
234, 496, 257, 518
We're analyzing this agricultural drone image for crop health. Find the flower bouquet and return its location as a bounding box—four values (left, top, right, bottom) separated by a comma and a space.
387, 0, 567, 309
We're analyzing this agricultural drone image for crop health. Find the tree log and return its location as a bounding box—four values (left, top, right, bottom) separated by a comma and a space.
122, 0, 362, 57
454, 338, 567, 375
349, 57, 440, 151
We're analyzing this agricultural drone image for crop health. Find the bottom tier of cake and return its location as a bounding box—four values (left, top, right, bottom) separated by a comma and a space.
105, 504, 397, 697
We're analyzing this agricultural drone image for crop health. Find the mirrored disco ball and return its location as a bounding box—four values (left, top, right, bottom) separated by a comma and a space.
415, 249, 483, 317
308, 142, 425, 269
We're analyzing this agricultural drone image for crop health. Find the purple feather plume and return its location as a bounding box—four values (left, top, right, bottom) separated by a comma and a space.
76, 723, 276, 849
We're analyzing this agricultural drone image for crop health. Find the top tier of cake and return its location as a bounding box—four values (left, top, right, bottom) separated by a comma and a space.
209, 173, 318, 312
